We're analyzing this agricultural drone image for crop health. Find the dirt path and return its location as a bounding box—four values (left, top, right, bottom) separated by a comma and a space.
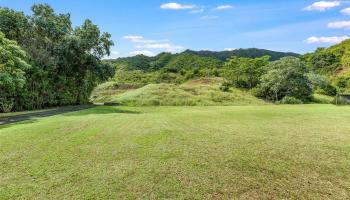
0, 105, 95, 125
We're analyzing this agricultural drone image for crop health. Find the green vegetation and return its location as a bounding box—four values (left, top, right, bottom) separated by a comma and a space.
223, 56, 270, 89
102, 78, 266, 106
174, 49, 299, 62
0, 4, 114, 112
0, 32, 30, 112
1, 105, 350, 199
255, 57, 313, 102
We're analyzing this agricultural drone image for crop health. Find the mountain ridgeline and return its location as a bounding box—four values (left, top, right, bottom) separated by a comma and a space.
107, 48, 300, 72
184, 49, 300, 62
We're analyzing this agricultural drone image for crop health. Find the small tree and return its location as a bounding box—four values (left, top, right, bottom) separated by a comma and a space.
223, 56, 270, 89
255, 57, 312, 102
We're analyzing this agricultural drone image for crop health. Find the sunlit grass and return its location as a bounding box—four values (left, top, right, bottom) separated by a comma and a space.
1, 105, 350, 199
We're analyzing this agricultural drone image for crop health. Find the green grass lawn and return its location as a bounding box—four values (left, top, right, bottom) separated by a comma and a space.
1, 105, 350, 199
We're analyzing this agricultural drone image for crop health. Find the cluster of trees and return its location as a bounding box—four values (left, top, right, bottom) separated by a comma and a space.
223, 56, 314, 102
0, 4, 114, 112
223, 38, 350, 103
186, 49, 299, 62
107, 48, 298, 85
109, 39, 350, 104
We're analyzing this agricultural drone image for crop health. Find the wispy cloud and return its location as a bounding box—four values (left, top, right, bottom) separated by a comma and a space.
304, 1, 341, 11
215, 5, 233, 11
123, 35, 184, 54
123, 35, 167, 44
306, 36, 349, 44
136, 43, 184, 52
129, 50, 155, 56
189, 8, 204, 14
341, 7, 350, 15
200, 15, 219, 20
160, 2, 196, 10
224, 48, 236, 51
328, 20, 350, 29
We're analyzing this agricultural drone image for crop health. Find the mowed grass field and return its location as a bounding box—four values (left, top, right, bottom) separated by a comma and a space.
1, 105, 350, 199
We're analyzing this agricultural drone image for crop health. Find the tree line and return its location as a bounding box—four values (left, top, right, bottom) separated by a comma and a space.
108, 40, 350, 104
0, 4, 115, 112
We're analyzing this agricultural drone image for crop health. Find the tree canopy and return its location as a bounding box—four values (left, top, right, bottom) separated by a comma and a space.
0, 4, 114, 112
255, 57, 312, 101
223, 56, 270, 89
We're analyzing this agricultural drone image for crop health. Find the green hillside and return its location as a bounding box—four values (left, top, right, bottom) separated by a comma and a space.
107, 48, 299, 72
185, 48, 300, 61
91, 78, 267, 106
303, 39, 350, 94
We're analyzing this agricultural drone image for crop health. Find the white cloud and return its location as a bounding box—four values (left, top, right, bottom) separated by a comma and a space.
136, 43, 184, 52
304, 1, 341, 11
341, 7, 350, 15
130, 50, 155, 56
306, 36, 349, 44
224, 48, 236, 51
189, 8, 204, 14
124, 35, 185, 54
200, 15, 219, 20
328, 21, 350, 29
215, 5, 233, 10
160, 2, 196, 10
123, 35, 163, 44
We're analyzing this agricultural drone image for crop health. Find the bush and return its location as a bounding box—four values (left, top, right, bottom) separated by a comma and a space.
220, 82, 230, 92
278, 96, 303, 104
0, 99, 14, 113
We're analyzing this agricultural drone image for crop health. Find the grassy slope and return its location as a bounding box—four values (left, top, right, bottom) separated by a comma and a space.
1, 105, 350, 199
96, 78, 267, 106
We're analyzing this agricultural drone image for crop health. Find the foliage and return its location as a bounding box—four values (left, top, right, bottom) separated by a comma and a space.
333, 69, 350, 94
255, 57, 313, 102
91, 78, 266, 106
185, 48, 300, 61
223, 56, 270, 89
307, 72, 337, 96
312, 94, 335, 104
278, 96, 303, 104
304, 48, 341, 74
0, 4, 114, 112
0, 32, 30, 112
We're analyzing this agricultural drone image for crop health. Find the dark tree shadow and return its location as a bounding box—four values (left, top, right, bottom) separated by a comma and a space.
0, 105, 141, 127
0, 105, 95, 126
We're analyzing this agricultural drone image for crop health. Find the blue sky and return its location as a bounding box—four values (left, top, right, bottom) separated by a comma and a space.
1, 0, 350, 57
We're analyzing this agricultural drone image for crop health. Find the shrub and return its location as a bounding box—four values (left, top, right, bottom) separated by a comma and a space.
278, 96, 303, 104
220, 82, 230, 92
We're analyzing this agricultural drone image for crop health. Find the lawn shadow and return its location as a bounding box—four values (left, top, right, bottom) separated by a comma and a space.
0, 105, 141, 127
0, 105, 95, 126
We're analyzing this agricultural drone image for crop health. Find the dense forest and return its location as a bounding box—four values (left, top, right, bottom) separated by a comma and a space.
0, 4, 114, 112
